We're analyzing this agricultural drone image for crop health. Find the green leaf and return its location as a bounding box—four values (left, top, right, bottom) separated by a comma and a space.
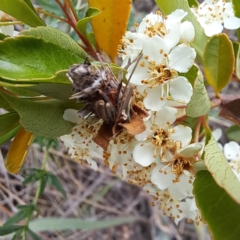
5, 86, 40, 97
203, 34, 234, 94
29, 217, 135, 232
155, 0, 208, 57
0, 32, 7, 40
47, 173, 67, 198
0, 91, 81, 138
194, 170, 240, 240
186, 69, 211, 117
32, 0, 63, 17
76, 7, 101, 37
233, 42, 240, 79
0, 112, 20, 136
0, 93, 13, 111
23, 169, 47, 185
39, 176, 48, 195
3, 211, 27, 227
0, 36, 84, 81
25, 83, 73, 100
0, 225, 23, 236
87, 32, 97, 48
20, 26, 87, 59
204, 135, 240, 203
187, 0, 198, 7
179, 64, 198, 86
28, 229, 42, 240
0, 0, 45, 27
226, 125, 240, 142
0, 125, 20, 145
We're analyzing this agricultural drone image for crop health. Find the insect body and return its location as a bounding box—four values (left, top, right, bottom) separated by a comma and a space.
67, 60, 133, 126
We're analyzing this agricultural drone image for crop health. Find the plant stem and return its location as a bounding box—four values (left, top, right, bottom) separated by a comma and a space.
66, 0, 79, 23
33, 148, 48, 205
23, 147, 48, 232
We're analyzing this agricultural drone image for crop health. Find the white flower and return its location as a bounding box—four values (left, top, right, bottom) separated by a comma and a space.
127, 35, 195, 111
60, 109, 103, 170
138, 10, 195, 49
144, 185, 198, 224
191, 0, 240, 37
119, 31, 145, 68
133, 108, 195, 167
224, 141, 240, 181
151, 142, 202, 189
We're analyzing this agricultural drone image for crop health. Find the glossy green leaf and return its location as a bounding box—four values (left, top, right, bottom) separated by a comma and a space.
226, 125, 240, 142
0, 112, 20, 136
0, 36, 84, 81
29, 217, 135, 232
203, 34, 234, 94
26, 83, 73, 100
0, 93, 13, 111
76, 7, 101, 37
186, 69, 211, 117
204, 135, 240, 203
5, 86, 40, 97
233, 42, 240, 79
194, 171, 240, 240
0, 125, 20, 145
155, 0, 208, 57
0, 91, 81, 138
0, 0, 45, 27
0, 225, 23, 236
20, 26, 87, 59
0, 33, 6, 40
47, 173, 67, 198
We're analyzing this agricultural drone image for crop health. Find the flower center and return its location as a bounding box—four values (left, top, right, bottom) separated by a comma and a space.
141, 63, 178, 87
172, 156, 194, 182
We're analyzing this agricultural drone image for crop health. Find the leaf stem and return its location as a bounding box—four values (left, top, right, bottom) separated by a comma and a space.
36, 8, 70, 24
55, 0, 97, 59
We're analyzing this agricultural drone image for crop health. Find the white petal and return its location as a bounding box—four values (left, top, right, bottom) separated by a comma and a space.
168, 44, 196, 72
204, 22, 223, 37
163, 25, 181, 49
224, 16, 240, 30
170, 77, 193, 103
168, 174, 193, 199
135, 120, 153, 141
127, 59, 150, 85
0, 25, 14, 36
63, 109, 79, 123
180, 21, 195, 42
143, 86, 167, 111
151, 164, 174, 189
224, 141, 240, 161
133, 143, 156, 166
171, 125, 192, 147
165, 9, 188, 29
142, 36, 169, 63
178, 143, 202, 158
154, 107, 177, 128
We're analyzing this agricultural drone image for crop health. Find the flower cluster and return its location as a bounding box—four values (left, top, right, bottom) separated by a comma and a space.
61, 10, 203, 224
191, 0, 240, 37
